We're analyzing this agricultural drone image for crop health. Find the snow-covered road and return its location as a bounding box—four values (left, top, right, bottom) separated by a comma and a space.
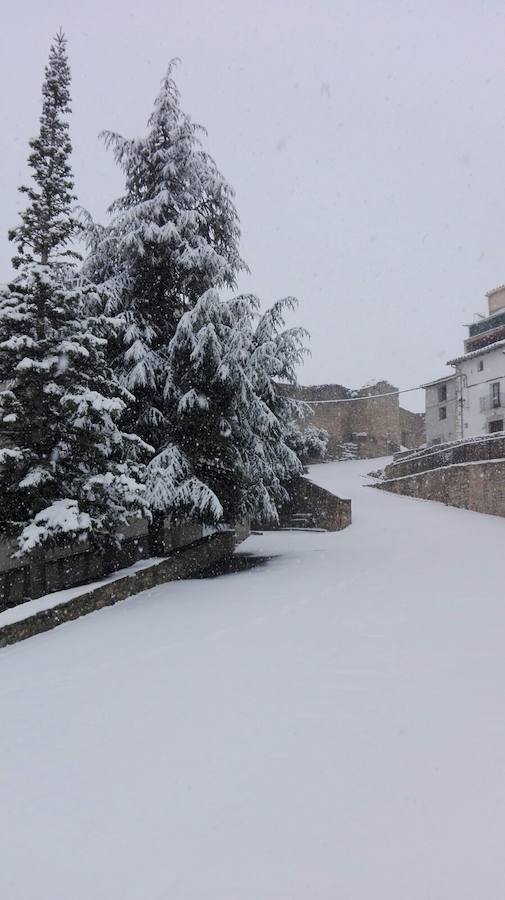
2, 458, 505, 898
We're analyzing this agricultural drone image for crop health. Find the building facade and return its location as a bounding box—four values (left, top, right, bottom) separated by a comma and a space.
424, 285, 505, 445
421, 374, 458, 445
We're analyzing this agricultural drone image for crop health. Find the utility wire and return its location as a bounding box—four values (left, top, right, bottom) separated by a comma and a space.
296, 371, 505, 407
293, 385, 424, 404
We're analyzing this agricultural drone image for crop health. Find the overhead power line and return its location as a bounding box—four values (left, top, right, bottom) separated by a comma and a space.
294, 385, 424, 404
291, 368, 505, 406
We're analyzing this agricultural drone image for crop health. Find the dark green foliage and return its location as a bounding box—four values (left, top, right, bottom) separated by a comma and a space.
9, 31, 80, 268
0, 33, 147, 555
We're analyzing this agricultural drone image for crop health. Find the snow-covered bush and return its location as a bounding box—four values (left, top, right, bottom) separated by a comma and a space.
286, 423, 328, 465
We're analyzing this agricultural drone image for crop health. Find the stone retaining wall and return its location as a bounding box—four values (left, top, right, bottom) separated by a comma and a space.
0, 531, 236, 649
399, 407, 426, 450
0, 518, 235, 612
281, 476, 352, 530
386, 433, 505, 479
377, 460, 505, 519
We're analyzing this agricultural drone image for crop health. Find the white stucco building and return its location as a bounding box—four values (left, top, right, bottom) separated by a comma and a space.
424, 285, 505, 445
421, 374, 458, 445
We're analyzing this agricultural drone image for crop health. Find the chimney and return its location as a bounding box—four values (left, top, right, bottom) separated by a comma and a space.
486, 285, 505, 315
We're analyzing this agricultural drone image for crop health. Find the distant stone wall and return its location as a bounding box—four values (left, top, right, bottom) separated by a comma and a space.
0, 531, 236, 650
399, 407, 425, 449
377, 460, 505, 519
286, 381, 404, 459
293, 383, 351, 458
348, 383, 400, 458
280, 476, 352, 531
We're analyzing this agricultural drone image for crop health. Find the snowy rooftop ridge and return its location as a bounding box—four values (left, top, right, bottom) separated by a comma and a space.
447, 337, 505, 365
486, 284, 505, 297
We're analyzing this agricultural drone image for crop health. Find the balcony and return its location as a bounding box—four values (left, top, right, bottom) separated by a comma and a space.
468, 309, 505, 338
479, 395, 502, 412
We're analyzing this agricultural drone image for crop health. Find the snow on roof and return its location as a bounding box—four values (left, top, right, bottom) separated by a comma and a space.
486, 284, 505, 297
420, 374, 457, 389
447, 337, 505, 366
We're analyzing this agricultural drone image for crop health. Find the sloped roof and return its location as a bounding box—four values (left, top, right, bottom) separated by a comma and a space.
447, 337, 505, 365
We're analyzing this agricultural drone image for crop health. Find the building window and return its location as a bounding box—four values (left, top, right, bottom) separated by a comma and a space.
492, 382, 501, 409
437, 384, 447, 402
489, 419, 503, 433
478, 360, 484, 372
439, 406, 447, 420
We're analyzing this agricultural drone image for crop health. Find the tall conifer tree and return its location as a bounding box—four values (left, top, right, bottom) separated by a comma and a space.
9, 31, 79, 268
0, 32, 148, 555
84, 62, 246, 447
85, 61, 312, 530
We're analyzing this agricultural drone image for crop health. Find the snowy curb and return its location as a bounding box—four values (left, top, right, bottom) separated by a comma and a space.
0, 556, 166, 629
0, 531, 235, 650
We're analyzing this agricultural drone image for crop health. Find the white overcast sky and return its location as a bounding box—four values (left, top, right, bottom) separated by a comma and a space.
2, 0, 505, 412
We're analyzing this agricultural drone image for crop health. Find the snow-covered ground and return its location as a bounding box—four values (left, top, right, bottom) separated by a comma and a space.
2, 458, 505, 898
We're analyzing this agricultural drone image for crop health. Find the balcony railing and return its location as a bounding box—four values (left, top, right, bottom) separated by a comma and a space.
479, 395, 502, 411
469, 310, 505, 338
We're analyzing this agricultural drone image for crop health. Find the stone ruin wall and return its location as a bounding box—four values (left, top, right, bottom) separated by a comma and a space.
290, 381, 424, 459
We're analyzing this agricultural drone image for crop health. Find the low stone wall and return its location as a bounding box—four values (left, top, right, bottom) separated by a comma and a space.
377, 460, 505, 519
281, 476, 352, 531
386, 432, 505, 479
0, 531, 236, 649
0, 518, 233, 612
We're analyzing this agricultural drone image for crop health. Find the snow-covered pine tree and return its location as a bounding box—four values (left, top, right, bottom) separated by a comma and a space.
83, 61, 247, 450
9, 30, 80, 269
145, 290, 254, 524
243, 297, 309, 522
83, 63, 311, 532
145, 291, 311, 528
0, 32, 149, 556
